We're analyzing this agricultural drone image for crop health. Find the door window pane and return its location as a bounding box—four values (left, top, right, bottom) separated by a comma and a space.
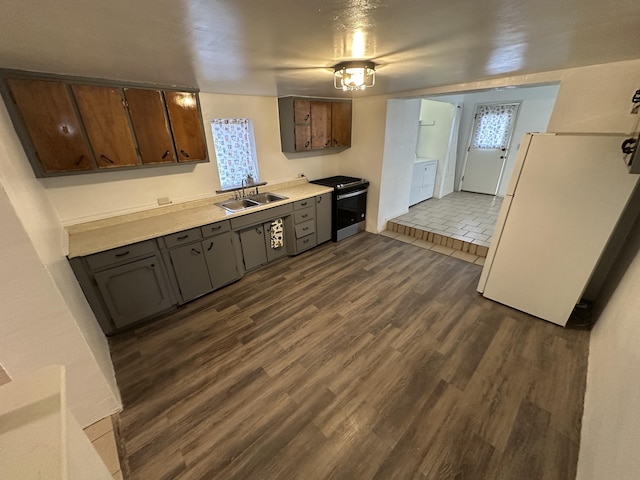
211, 118, 259, 189
472, 103, 518, 150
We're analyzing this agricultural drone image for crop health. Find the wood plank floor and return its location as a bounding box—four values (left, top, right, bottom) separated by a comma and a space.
109, 232, 590, 480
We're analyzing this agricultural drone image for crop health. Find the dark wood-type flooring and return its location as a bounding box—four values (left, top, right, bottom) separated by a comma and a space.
109, 232, 590, 480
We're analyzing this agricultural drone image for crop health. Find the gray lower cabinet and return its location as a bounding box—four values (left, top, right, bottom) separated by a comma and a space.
204, 232, 241, 290
239, 226, 268, 271
93, 256, 174, 329
161, 220, 240, 303
69, 239, 176, 335
316, 192, 332, 244
168, 242, 213, 301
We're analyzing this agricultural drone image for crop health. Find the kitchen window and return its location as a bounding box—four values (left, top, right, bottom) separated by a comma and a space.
211, 118, 260, 189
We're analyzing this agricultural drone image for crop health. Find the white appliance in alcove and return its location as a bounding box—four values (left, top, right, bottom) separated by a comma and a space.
409, 158, 438, 206
478, 133, 639, 326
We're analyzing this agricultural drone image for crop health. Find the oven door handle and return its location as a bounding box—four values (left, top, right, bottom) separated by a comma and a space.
336, 189, 368, 201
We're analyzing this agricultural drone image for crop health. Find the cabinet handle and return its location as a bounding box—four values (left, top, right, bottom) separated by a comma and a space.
300, 201, 308, 206
75, 155, 85, 166
162, 150, 170, 159
325, 140, 330, 146
305, 141, 310, 148
191, 248, 201, 255
317, 197, 322, 203
304, 114, 310, 121
256, 228, 263, 235
301, 214, 308, 218
207, 241, 214, 251
177, 235, 189, 240
303, 239, 309, 244
180, 149, 190, 158
114, 251, 130, 257
302, 226, 309, 231
212, 225, 222, 230
100, 154, 115, 164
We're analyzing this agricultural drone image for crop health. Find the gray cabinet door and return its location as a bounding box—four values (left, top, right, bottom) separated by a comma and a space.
240, 226, 268, 271
203, 232, 240, 290
316, 193, 332, 244
93, 255, 174, 329
169, 242, 213, 302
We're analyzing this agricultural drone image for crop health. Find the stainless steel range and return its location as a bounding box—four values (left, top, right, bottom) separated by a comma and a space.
310, 175, 369, 241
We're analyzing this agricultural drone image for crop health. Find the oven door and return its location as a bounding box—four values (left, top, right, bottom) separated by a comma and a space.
336, 188, 368, 236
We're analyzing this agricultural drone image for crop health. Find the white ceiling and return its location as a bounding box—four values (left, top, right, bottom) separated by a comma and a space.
1, 0, 640, 98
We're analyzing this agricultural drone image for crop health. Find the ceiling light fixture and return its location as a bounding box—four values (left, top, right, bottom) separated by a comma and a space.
333, 61, 376, 91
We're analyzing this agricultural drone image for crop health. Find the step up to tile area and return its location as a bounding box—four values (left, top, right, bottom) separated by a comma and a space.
385, 220, 490, 264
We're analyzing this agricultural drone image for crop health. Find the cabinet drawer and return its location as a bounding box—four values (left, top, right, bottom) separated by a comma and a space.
293, 198, 313, 210
296, 234, 316, 252
294, 220, 316, 239
201, 220, 230, 237
294, 206, 315, 224
162, 227, 202, 248
86, 240, 157, 271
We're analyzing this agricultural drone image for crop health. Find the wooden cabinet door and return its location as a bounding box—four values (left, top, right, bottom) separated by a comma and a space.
310, 101, 332, 149
293, 99, 311, 124
6, 78, 94, 173
124, 88, 177, 164
331, 101, 352, 148
72, 85, 140, 168
164, 91, 208, 162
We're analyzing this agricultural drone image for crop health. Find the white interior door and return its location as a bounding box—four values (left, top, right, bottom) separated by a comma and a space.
461, 102, 520, 195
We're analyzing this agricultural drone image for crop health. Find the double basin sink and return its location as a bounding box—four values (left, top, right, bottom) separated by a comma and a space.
216, 192, 289, 213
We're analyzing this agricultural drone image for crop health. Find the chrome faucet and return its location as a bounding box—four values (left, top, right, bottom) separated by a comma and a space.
241, 178, 247, 199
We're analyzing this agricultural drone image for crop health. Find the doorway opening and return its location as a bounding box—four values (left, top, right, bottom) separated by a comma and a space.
384, 83, 559, 257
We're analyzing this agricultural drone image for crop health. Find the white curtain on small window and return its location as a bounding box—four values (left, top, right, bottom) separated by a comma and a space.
211, 118, 259, 189
471, 103, 518, 150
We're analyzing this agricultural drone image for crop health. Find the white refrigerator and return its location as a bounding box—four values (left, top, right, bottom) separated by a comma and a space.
477, 133, 638, 326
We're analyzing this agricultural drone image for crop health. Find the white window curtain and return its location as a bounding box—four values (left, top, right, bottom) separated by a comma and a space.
471, 103, 518, 150
211, 118, 259, 189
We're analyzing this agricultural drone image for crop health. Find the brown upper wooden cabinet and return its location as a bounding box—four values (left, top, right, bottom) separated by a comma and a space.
124, 88, 177, 165
0, 70, 209, 177
72, 84, 140, 169
5, 78, 95, 174
164, 91, 208, 163
331, 101, 352, 148
278, 96, 352, 153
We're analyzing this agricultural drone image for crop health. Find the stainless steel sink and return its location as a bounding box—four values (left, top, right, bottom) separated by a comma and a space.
215, 192, 288, 212
216, 198, 261, 212
248, 192, 288, 204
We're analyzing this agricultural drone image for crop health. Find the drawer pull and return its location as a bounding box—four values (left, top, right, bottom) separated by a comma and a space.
300, 201, 308, 206
301, 214, 308, 218
114, 251, 130, 258
303, 239, 309, 244
212, 225, 222, 230
177, 235, 189, 240
191, 248, 201, 255
302, 226, 309, 231
207, 241, 214, 251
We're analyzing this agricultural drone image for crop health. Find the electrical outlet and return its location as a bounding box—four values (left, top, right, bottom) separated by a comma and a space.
157, 197, 171, 206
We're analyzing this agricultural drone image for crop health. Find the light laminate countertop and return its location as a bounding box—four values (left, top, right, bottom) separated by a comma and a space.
66, 179, 332, 258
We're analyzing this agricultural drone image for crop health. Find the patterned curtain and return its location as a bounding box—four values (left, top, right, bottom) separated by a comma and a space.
472, 104, 518, 150
211, 118, 260, 189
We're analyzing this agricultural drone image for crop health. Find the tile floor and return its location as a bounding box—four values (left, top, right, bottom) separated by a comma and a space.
387, 191, 503, 255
